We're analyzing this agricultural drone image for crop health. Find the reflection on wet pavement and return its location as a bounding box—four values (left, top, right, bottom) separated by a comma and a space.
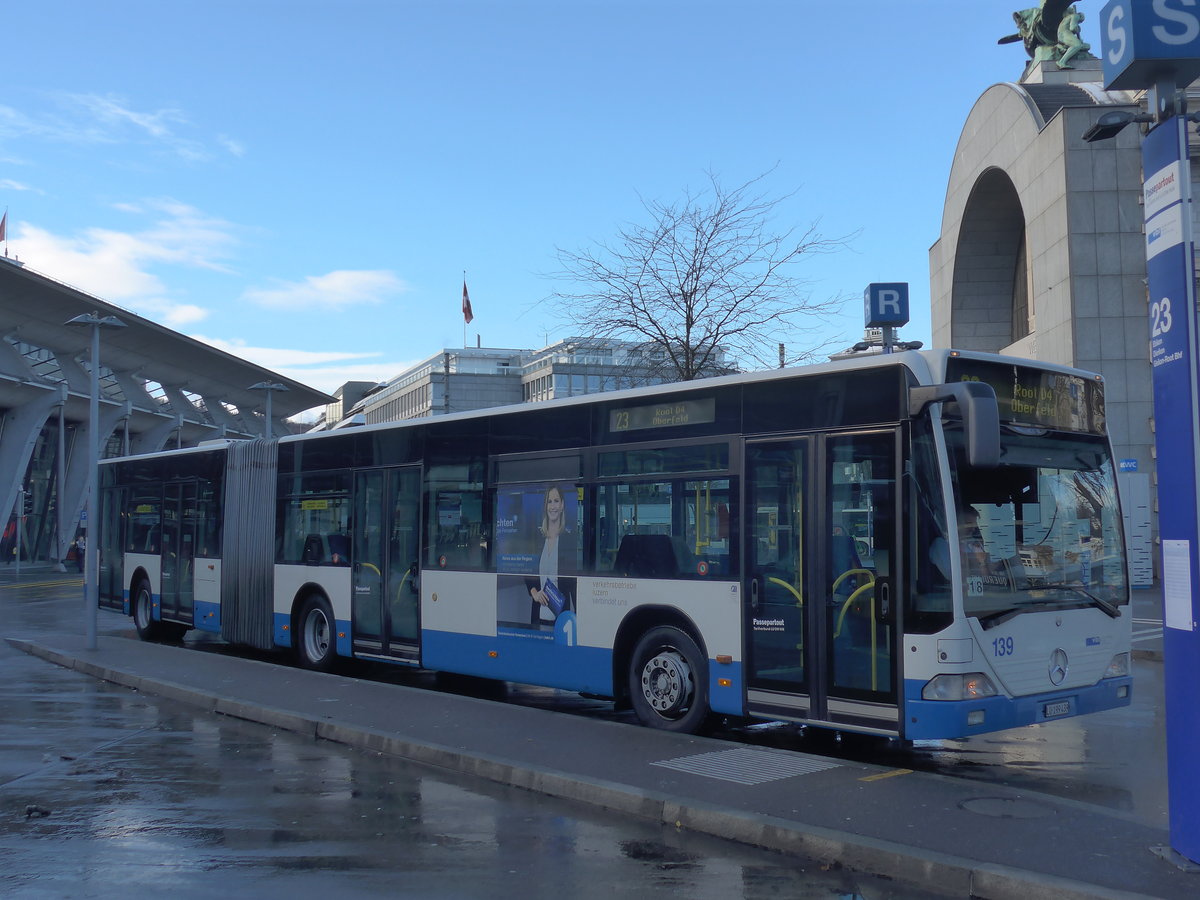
1, 581, 943, 899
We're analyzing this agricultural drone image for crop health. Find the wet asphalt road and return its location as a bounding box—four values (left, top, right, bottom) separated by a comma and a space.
2, 575, 950, 899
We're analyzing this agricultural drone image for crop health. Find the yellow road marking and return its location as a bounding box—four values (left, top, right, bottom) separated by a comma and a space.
859, 768, 913, 782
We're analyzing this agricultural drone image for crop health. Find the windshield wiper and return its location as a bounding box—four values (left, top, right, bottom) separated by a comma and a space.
976, 601, 1045, 630
977, 606, 1025, 630
976, 585, 1121, 630
1031, 583, 1121, 619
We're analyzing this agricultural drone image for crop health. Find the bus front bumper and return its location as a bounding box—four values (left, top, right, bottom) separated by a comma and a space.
902, 676, 1132, 741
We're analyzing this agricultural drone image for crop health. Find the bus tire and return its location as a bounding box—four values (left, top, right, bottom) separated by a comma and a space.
132, 577, 162, 642
628, 626, 708, 734
296, 594, 338, 672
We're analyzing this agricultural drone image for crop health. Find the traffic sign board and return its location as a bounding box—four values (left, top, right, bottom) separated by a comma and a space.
1102, 0, 1200, 90
864, 283, 909, 328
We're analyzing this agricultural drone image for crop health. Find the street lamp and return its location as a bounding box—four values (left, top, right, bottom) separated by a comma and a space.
66, 311, 126, 650
248, 381, 288, 440
1081, 109, 1155, 143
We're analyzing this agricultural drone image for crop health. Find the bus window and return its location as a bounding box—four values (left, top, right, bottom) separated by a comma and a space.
946, 425, 1128, 622
826, 432, 896, 696
195, 478, 221, 558
276, 472, 351, 565
127, 489, 161, 554
425, 464, 486, 570
907, 419, 953, 634
595, 478, 732, 578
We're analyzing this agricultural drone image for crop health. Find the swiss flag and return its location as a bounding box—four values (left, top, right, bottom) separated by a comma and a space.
462, 279, 474, 324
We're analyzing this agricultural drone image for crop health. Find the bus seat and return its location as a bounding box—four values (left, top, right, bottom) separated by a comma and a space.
670, 536, 697, 574
614, 534, 678, 578
303, 533, 324, 565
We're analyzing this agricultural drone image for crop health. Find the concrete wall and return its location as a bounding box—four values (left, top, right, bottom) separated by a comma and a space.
930, 65, 1153, 504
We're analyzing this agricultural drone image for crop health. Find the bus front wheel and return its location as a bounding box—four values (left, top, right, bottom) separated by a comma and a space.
296, 594, 338, 672
628, 626, 708, 734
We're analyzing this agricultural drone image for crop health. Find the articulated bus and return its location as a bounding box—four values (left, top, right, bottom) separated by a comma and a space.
96, 349, 1132, 740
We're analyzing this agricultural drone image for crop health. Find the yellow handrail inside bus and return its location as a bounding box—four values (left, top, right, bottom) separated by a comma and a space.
395, 568, 414, 608
768, 576, 804, 654
767, 576, 803, 607
831, 568, 873, 595
832, 572, 880, 692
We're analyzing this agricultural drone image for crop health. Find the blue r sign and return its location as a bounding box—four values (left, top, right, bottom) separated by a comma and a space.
864, 283, 909, 328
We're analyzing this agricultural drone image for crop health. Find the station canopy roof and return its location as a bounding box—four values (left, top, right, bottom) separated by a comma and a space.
0, 257, 332, 424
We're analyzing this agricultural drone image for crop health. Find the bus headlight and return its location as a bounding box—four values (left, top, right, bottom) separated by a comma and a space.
921, 673, 998, 701
1104, 653, 1129, 679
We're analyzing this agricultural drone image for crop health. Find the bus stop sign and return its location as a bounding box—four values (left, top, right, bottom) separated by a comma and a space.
1102, 0, 1200, 90
864, 283, 909, 328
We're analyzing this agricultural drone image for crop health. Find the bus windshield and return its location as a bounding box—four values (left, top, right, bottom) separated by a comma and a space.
943, 424, 1129, 628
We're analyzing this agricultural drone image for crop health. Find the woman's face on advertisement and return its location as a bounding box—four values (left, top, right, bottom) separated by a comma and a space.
546, 488, 563, 522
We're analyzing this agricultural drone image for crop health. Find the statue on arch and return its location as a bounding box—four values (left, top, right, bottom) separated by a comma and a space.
999, 0, 1094, 69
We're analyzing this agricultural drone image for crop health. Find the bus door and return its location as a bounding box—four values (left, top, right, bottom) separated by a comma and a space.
745, 430, 901, 734
745, 439, 813, 717
159, 482, 196, 624
353, 466, 422, 661
821, 430, 899, 733
98, 484, 125, 611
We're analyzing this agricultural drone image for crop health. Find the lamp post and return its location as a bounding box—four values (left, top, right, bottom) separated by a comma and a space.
66, 311, 126, 651
248, 381, 288, 440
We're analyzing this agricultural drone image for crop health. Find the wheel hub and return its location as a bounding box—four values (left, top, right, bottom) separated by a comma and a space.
641, 651, 692, 714
306, 612, 330, 656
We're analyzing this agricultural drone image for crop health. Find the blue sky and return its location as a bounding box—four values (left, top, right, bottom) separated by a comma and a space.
0, 1, 1072, 402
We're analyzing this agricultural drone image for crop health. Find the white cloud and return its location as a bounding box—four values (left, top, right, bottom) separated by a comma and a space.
0, 178, 39, 193
136, 299, 210, 328
242, 270, 407, 311
18, 223, 170, 299
8, 199, 238, 324
2, 92, 242, 162
190, 333, 415, 394
218, 134, 246, 157
62, 92, 208, 161
190, 334, 379, 368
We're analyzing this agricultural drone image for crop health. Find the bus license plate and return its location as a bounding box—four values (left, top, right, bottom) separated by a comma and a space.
1043, 700, 1070, 718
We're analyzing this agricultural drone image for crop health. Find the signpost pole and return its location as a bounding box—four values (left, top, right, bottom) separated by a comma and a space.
1143, 115, 1200, 866
1100, 0, 1200, 865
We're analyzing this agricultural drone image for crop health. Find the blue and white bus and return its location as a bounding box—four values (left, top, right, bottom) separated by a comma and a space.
97, 349, 1132, 740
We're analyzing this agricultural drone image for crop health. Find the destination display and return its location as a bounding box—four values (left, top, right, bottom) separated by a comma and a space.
944, 358, 1105, 434
609, 397, 716, 433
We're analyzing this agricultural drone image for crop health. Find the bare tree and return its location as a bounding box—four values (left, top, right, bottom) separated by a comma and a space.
545, 170, 852, 382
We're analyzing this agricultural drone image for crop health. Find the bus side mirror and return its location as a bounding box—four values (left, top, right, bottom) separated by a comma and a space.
909, 382, 1000, 469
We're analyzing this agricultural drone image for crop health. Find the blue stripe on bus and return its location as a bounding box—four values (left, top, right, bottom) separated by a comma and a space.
193, 601, 221, 633
422, 629, 745, 716
708, 663, 743, 717
902, 676, 1133, 741
422, 628, 614, 695
265, 616, 744, 716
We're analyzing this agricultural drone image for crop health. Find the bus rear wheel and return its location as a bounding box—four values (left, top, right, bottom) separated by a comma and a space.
628, 626, 708, 734
132, 578, 163, 641
296, 594, 338, 672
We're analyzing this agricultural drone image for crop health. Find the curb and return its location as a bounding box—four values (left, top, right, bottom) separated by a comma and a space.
7, 637, 1164, 900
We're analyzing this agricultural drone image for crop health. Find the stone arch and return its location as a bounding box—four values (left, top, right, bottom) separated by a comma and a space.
950, 168, 1028, 351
